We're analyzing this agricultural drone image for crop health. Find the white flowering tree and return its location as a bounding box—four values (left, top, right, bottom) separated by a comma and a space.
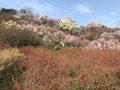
16, 7, 33, 20
59, 18, 80, 31
115, 24, 120, 28
1, 20, 22, 29
87, 20, 103, 28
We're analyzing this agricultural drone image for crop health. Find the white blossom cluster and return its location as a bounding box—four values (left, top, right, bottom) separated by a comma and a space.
1, 20, 22, 29
14, 11, 51, 24
100, 32, 114, 40
59, 18, 80, 31
87, 20, 103, 28
64, 34, 80, 47
87, 32, 120, 50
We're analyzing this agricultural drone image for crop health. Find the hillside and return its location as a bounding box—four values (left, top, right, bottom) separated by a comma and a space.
0, 8, 120, 90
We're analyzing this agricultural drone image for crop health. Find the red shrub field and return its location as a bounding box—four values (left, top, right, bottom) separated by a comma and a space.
11, 47, 120, 90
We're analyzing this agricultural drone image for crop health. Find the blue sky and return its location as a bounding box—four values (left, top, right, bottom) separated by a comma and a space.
0, 0, 120, 27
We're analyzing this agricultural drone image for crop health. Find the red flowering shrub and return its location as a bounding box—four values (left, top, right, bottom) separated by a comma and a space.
16, 47, 70, 90
13, 47, 120, 90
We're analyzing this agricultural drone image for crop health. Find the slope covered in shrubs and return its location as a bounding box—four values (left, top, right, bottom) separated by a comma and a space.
9, 47, 119, 90
0, 8, 120, 49
0, 8, 120, 90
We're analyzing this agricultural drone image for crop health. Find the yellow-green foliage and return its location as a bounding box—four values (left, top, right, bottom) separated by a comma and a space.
1, 20, 22, 29
0, 48, 23, 71
59, 18, 80, 31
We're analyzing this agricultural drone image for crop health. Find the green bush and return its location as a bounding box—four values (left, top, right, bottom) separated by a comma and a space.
68, 81, 88, 90
0, 26, 43, 47
0, 12, 17, 23
43, 42, 62, 50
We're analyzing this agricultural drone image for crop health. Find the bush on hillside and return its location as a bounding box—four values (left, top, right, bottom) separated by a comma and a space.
59, 18, 80, 31
1, 20, 22, 30
0, 48, 24, 89
0, 25, 43, 47
87, 20, 103, 28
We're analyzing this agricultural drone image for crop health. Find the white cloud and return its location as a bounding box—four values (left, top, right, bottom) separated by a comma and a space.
75, 3, 92, 14
25, 2, 56, 12
110, 12, 117, 16
15, 0, 57, 12
97, 16, 110, 20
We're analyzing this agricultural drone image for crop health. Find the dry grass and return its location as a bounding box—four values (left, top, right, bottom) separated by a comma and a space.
0, 48, 23, 72
0, 48, 24, 90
